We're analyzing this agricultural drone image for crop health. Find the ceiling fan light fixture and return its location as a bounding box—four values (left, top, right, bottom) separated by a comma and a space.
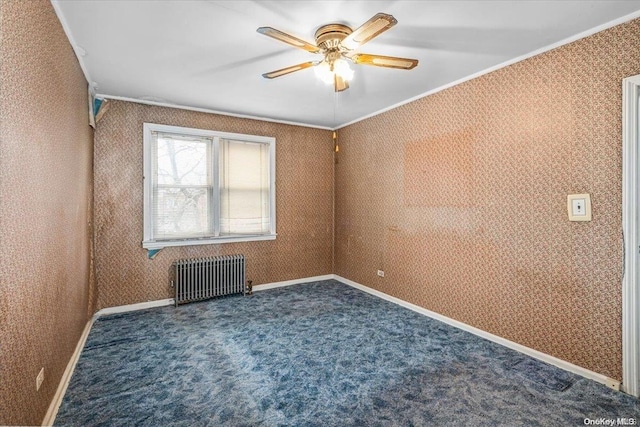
333, 58, 354, 81
314, 61, 335, 84
314, 58, 354, 85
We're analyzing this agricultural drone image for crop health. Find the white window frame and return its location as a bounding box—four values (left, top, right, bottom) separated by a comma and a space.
142, 123, 276, 249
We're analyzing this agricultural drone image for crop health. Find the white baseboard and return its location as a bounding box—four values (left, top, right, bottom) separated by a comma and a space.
94, 276, 335, 316
42, 318, 94, 426
333, 275, 621, 391
93, 276, 333, 316
94, 298, 174, 317
252, 274, 334, 292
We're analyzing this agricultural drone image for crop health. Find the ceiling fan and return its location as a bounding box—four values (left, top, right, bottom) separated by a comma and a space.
257, 13, 419, 92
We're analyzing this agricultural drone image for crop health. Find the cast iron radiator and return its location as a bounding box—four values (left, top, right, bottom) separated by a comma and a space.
173, 255, 246, 306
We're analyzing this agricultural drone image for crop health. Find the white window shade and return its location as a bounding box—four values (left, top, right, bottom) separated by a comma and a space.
220, 139, 270, 235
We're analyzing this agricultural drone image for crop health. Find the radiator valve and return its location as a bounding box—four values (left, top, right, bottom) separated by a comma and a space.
246, 280, 253, 296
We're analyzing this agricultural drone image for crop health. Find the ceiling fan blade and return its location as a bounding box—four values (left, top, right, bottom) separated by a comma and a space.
262, 61, 316, 79
334, 74, 349, 92
341, 13, 397, 50
351, 53, 418, 70
257, 27, 320, 53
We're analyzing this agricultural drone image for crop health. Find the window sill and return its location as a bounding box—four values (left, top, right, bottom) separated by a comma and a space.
142, 234, 277, 250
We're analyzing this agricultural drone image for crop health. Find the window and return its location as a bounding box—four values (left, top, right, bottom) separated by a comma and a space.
142, 123, 275, 249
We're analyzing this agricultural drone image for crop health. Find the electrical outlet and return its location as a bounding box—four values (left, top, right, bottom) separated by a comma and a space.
36, 368, 44, 391
377, 270, 385, 277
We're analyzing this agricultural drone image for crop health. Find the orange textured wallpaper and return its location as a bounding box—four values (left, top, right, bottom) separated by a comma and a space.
335, 19, 640, 380
93, 101, 333, 309
0, 1, 94, 425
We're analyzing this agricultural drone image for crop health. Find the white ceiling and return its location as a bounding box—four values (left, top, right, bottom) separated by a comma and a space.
53, 0, 640, 129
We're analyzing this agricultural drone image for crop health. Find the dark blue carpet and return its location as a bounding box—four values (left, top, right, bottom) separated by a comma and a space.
55, 280, 639, 426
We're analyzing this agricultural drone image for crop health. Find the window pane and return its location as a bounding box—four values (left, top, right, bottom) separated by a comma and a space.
156, 134, 208, 186
152, 132, 213, 239
154, 187, 210, 238
220, 139, 270, 235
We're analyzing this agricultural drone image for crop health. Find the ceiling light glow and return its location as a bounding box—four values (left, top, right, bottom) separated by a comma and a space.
333, 59, 354, 81
314, 61, 334, 84
315, 58, 354, 85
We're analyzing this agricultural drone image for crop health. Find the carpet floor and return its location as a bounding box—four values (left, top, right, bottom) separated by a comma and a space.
55, 280, 640, 426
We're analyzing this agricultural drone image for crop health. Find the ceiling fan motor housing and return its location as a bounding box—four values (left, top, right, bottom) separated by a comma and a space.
314, 24, 352, 51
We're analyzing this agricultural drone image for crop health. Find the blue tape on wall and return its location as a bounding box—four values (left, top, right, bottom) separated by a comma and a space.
147, 249, 161, 259
93, 98, 103, 117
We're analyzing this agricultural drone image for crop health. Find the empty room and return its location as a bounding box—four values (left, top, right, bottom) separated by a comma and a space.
3, 0, 640, 425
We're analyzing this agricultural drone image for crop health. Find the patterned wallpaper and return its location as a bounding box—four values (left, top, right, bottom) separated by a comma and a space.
2, 3, 637, 424
0, 1, 94, 425
335, 18, 640, 381
93, 101, 334, 309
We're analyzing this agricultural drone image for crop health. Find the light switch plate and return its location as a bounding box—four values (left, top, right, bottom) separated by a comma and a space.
567, 194, 592, 221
